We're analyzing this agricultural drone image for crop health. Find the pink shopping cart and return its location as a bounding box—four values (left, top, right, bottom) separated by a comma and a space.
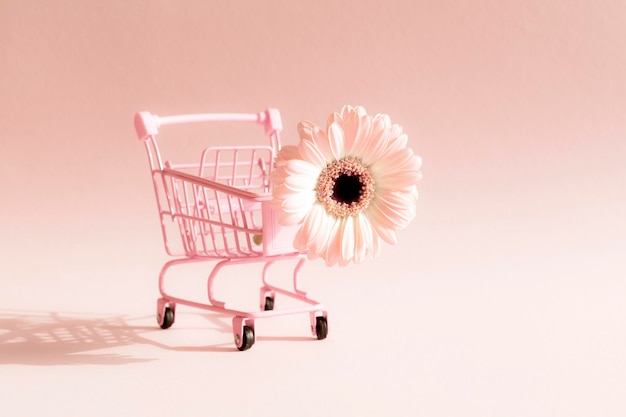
134, 109, 328, 351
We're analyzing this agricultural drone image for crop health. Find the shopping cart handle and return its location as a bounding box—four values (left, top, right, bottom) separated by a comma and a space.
134, 109, 283, 141
134, 111, 159, 141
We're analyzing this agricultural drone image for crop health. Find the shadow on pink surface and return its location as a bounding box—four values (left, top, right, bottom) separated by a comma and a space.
0, 310, 316, 364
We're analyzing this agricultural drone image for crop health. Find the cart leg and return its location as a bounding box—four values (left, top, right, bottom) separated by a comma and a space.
232, 316, 255, 351
259, 287, 276, 311
157, 298, 176, 329
309, 311, 329, 340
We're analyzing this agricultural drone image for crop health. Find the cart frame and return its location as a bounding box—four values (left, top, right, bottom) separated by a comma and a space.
134, 109, 328, 351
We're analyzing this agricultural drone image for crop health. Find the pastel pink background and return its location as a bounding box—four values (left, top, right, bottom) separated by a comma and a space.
1, 1, 625, 415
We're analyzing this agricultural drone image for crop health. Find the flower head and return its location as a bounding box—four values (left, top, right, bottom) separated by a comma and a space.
270, 105, 422, 266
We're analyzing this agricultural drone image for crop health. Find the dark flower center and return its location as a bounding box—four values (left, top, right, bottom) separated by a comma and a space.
332, 174, 363, 204
316, 157, 375, 218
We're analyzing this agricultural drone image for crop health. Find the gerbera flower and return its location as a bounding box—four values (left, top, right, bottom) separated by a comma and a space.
270, 105, 422, 266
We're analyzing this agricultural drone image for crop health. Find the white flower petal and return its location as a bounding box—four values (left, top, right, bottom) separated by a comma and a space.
388, 124, 404, 141
275, 159, 318, 192
349, 113, 373, 157
341, 108, 360, 153
367, 199, 400, 231
327, 111, 342, 130
354, 213, 373, 263
293, 224, 308, 250
285, 159, 319, 180
373, 147, 414, 172
340, 105, 354, 119
279, 209, 310, 226
341, 216, 355, 263
373, 113, 391, 129
379, 133, 408, 160
312, 125, 334, 163
298, 138, 327, 169
270, 183, 289, 202
327, 122, 345, 160
296, 204, 333, 257
300, 204, 325, 246
283, 176, 314, 192
361, 126, 390, 165
376, 192, 416, 227
297, 121, 316, 141
324, 218, 343, 266
370, 219, 398, 245
281, 191, 316, 212
375, 167, 422, 189
276, 145, 301, 162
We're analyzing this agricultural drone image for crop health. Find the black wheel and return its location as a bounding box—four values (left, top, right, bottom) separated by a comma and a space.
158, 307, 175, 329
263, 296, 274, 311
315, 316, 328, 340
237, 326, 255, 351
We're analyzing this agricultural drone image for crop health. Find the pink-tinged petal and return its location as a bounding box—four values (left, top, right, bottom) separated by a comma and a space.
367, 114, 390, 144
339, 105, 354, 119
375, 167, 422, 189
326, 111, 342, 130
294, 205, 328, 251
353, 114, 372, 160
293, 225, 308, 250
285, 159, 320, 180
300, 204, 326, 246
337, 256, 351, 267
297, 121, 317, 141
361, 127, 390, 165
413, 155, 423, 171
272, 183, 298, 201
370, 220, 398, 245
375, 191, 417, 228
306, 251, 323, 261
327, 122, 345, 160
324, 218, 343, 266
388, 124, 404, 141
269, 196, 283, 212
348, 113, 372, 157
311, 125, 334, 163
279, 209, 309, 226
275, 145, 301, 163
354, 113, 388, 163
373, 113, 391, 128
298, 138, 327, 168
378, 133, 408, 160
341, 108, 360, 152
370, 147, 416, 177
354, 106, 368, 117
283, 175, 315, 192
341, 215, 355, 263
367, 198, 407, 230
281, 191, 316, 213
269, 169, 285, 187
295, 203, 334, 256
354, 213, 374, 263
365, 114, 392, 157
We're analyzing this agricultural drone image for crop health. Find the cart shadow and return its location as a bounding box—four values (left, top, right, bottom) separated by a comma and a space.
0, 310, 247, 365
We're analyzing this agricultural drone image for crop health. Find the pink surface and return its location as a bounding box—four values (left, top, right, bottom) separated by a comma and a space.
1, 1, 625, 416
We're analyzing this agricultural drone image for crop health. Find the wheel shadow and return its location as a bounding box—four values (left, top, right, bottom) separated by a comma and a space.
0, 309, 240, 365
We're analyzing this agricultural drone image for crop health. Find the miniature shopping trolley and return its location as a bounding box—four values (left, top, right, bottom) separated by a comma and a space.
134, 109, 328, 351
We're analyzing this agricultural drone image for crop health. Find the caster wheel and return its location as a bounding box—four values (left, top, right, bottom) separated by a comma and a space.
315, 316, 328, 340
236, 326, 255, 351
158, 307, 175, 329
263, 296, 274, 311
